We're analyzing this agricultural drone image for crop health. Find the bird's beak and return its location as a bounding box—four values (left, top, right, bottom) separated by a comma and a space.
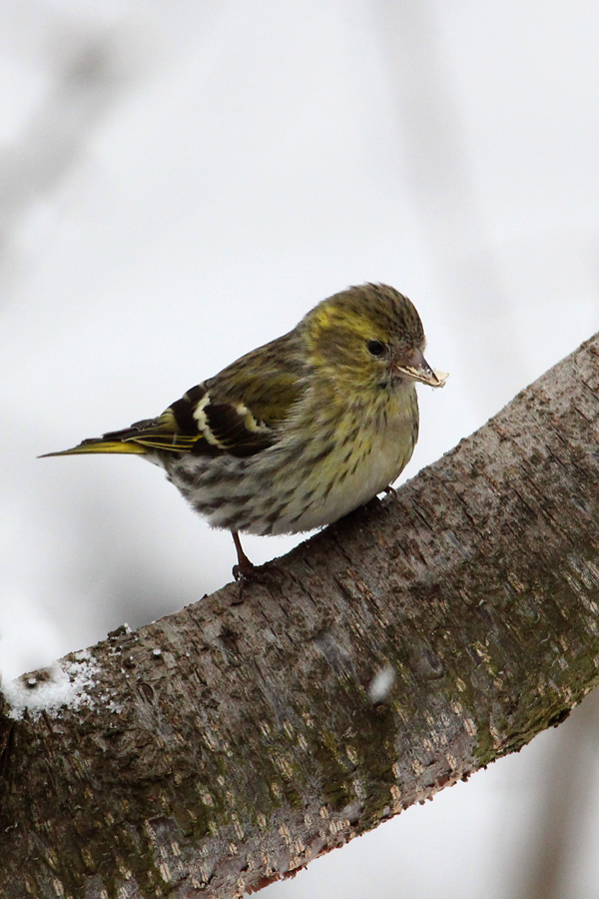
394, 349, 448, 387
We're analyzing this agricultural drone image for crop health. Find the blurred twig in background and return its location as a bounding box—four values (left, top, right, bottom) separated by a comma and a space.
520, 689, 599, 899
0, 9, 128, 259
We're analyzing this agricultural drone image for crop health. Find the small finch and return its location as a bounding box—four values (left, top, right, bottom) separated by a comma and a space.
42, 284, 447, 577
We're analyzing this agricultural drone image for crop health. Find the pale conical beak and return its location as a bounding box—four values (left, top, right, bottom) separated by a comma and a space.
395, 349, 448, 387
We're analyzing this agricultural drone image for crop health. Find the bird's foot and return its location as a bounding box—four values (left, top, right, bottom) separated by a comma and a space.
232, 557, 284, 585
231, 531, 283, 589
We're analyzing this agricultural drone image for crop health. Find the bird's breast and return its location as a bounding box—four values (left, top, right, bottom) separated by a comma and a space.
266, 383, 419, 533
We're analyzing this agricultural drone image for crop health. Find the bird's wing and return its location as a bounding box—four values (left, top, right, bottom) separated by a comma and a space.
151, 333, 305, 457
41, 335, 306, 459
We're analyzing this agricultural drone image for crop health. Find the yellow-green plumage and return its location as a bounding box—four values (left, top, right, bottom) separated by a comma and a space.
43, 284, 446, 571
48, 440, 147, 455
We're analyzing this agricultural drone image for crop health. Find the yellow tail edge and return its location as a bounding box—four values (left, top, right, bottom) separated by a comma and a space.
39, 440, 148, 458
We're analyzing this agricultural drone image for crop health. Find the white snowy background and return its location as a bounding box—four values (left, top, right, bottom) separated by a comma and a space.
1, 1, 598, 897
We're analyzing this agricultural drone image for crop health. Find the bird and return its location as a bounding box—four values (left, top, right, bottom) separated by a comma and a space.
42, 283, 447, 578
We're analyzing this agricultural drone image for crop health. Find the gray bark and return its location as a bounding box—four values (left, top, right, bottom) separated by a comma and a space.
1, 333, 598, 899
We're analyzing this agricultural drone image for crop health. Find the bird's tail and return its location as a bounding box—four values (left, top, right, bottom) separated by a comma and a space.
40, 428, 150, 458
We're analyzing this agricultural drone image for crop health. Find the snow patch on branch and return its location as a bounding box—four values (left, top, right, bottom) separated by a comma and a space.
2, 649, 116, 719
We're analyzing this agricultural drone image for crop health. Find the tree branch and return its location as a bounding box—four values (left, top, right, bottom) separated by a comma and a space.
1, 333, 599, 899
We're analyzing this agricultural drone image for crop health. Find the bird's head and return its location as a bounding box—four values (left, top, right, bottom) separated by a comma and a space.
303, 283, 447, 393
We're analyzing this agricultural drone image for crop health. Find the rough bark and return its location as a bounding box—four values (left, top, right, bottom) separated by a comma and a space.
1, 333, 598, 899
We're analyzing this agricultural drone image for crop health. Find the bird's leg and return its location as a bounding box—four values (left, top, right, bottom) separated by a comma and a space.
231, 530, 257, 582
230, 530, 284, 587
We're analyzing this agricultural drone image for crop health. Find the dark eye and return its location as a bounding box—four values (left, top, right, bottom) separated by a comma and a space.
367, 339, 386, 357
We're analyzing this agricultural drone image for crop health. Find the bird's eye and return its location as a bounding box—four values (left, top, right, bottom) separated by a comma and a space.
367, 340, 386, 357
